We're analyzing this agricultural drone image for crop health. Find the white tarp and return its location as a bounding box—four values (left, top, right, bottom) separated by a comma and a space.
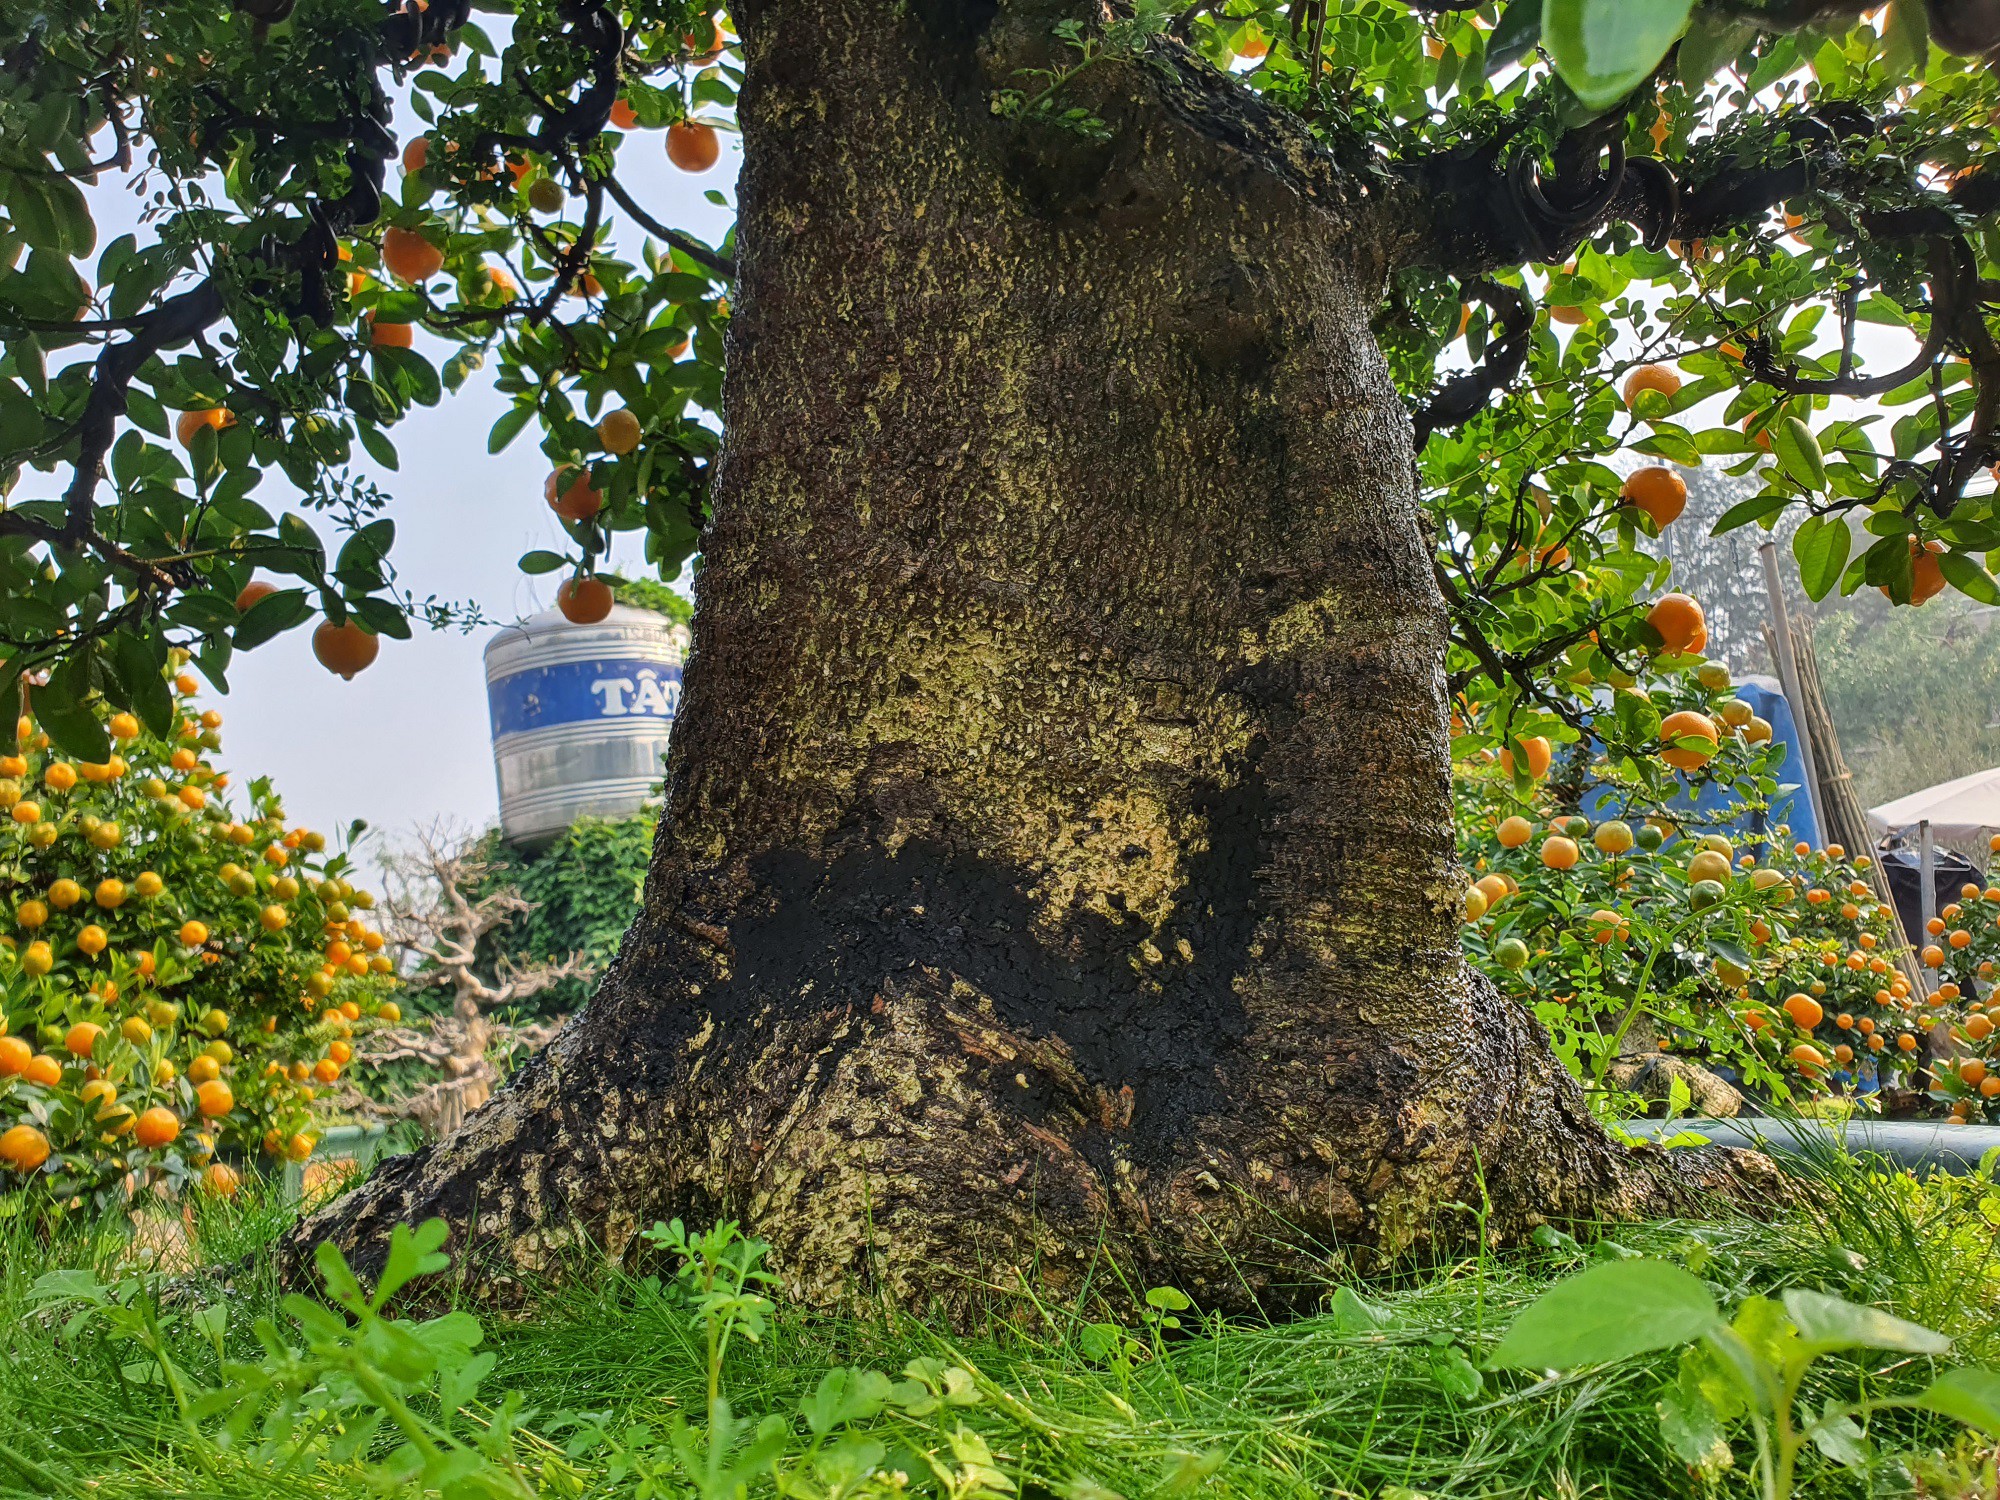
1868, 766, 2000, 867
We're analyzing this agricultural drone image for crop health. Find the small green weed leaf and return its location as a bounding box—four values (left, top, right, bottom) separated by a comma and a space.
1657, 1378, 1733, 1479
1678, 1339, 1748, 1422
1326, 1285, 1393, 1333
816, 1433, 890, 1490
944, 1424, 1014, 1494
1429, 1343, 1484, 1401
1531, 1224, 1585, 1258
1158, 1449, 1224, 1495
1780, 1290, 1949, 1355
283, 1292, 352, 1343
190, 1303, 228, 1349
375, 1218, 452, 1306
1490, 1259, 1720, 1369
1917, 1367, 2000, 1435
1542, 0, 1694, 110
800, 1366, 894, 1434
313, 1238, 367, 1312
29, 1268, 107, 1306
1145, 1286, 1191, 1312
1665, 1072, 1693, 1120
1807, 1404, 1870, 1467
1078, 1322, 1136, 1364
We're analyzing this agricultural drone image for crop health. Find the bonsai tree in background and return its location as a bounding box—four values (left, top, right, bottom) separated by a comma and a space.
0, 671, 398, 1208
358, 827, 587, 1137
2, 0, 1999, 1308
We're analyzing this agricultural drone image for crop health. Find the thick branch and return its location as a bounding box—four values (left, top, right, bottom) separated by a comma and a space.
1411, 277, 1533, 445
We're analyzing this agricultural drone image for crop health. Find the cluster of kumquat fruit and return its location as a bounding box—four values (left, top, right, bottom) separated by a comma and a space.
1728, 840, 1945, 1099
1901, 835, 2000, 1124
0, 669, 400, 1212
1446, 570, 2000, 1112
1457, 600, 1785, 825
1463, 801, 1812, 1101
1457, 778, 1988, 1111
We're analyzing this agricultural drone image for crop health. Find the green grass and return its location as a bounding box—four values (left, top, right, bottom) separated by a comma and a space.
2, 1145, 1999, 1499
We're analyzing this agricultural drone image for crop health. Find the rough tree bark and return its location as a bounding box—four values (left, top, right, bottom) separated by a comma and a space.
290, 0, 1778, 1315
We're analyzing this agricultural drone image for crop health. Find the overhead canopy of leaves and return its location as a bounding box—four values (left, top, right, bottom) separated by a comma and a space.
0, 0, 1993, 772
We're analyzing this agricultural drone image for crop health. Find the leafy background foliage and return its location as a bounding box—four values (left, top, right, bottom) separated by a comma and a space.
464, 810, 656, 1020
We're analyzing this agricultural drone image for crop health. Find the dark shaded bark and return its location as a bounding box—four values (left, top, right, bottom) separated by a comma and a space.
288, 0, 1780, 1317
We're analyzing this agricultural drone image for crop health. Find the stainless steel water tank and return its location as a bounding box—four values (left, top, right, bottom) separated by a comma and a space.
484, 604, 690, 847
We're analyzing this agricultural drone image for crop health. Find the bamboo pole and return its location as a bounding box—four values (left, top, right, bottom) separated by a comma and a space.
1763, 611, 1928, 991
1759, 541, 1825, 837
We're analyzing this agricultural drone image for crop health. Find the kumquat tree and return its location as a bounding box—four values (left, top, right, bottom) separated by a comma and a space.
0, 670, 397, 1213
3, 0, 2000, 1317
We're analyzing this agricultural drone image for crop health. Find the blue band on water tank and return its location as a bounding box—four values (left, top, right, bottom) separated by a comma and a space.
488, 657, 683, 738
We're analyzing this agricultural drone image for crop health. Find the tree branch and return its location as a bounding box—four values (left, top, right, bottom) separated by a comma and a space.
602, 174, 736, 280
1412, 277, 1534, 446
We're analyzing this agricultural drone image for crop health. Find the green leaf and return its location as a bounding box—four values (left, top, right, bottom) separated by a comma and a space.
1937, 551, 2000, 606
1917, 1367, 2000, 1435
1632, 431, 1701, 465
800, 1367, 894, 1435
1541, 0, 1695, 111
488, 403, 534, 454
1885, 0, 1929, 73
32, 686, 110, 762
518, 550, 567, 575
276, 513, 325, 573
110, 631, 173, 738
352, 596, 412, 640
356, 423, 399, 470
1487, 0, 1542, 70
1806, 1406, 1869, 1467
1327, 1286, 1393, 1334
1657, 1381, 1733, 1479
234, 587, 313, 650
1676, 13, 1752, 87
123, 386, 169, 439
1711, 491, 1789, 536
1792, 515, 1850, 602
373, 1219, 452, 1307
1491, 1260, 1720, 1369
1429, 1344, 1483, 1401
1779, 1290, 1949, 1355
312, 1239, 368, 1313
1708, 938, 1751, 969
1771, 417, 1827, 491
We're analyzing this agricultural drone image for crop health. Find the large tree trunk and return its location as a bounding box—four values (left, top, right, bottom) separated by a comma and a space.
292, 0, 1774, 1315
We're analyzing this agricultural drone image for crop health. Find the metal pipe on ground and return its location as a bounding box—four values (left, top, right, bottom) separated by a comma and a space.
1621, 1116, 2000, 1175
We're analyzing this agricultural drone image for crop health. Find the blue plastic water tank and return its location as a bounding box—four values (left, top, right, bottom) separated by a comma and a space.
483, 604, 689, 847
